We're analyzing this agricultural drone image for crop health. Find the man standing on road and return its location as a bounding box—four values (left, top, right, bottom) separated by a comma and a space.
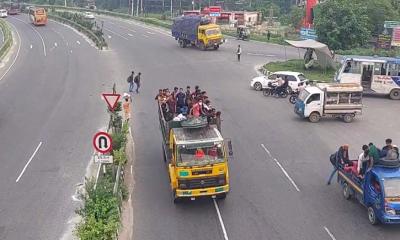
267, 30, 271, 41
134, 72, 141, 94
237, 45, 241, 62
127, 71, 134, 92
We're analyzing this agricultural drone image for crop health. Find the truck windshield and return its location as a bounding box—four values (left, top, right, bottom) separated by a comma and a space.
383, 178, 400, 197
206, 28, 221, 35
177, 143, 225, 167
299, 89, 310, 101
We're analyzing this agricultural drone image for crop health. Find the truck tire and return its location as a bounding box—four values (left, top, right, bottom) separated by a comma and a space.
178, 39, 184, 48
308, 112, 321, 123
389, 89, 400, 100
213, 45, 219, 50
199, 42, 206, 51
173, 190, 181, 204
343, 183, 351, 200
182, 40, 187, 48
162, 144, 166, 162
368, 207, 379, 225
343, 114, 354, 123
216, 193, 226, 200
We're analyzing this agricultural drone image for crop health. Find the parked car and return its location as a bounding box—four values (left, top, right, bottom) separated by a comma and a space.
83, 12, 95, 20
0, 9, 7, 18
250, 71, 308, 92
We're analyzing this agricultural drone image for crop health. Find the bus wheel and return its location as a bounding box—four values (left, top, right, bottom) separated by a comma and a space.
368, 207, 379, 225
343, 114, 354, 123
308, 112, 320, 123
343, 183, 351, 200
389, 89, 400, 100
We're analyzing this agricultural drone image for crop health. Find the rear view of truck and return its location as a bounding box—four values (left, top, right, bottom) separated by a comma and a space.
172, 15, 224, 50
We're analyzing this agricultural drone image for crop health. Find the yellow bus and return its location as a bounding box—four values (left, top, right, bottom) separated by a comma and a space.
28, 7, 47, 26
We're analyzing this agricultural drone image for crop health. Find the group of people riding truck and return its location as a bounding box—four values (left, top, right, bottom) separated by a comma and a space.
327, 139, 400, 185
155, 85, 222, 132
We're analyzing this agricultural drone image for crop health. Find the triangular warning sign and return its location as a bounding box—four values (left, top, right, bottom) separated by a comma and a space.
102, 93, 121, 111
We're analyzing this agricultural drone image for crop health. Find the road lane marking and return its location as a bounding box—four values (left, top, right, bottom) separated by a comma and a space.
104, 27, 129, 40
76, 40, 81, 45
30, 44, 32, 49
261, 144, 300, 192
0, 22, 21, 81
11, 17, 47, 56
108, 35, 112, 39
142, 34, 149, 38
247, 52, 276, 57
128, 33, 133, 37
16, 142, 43, 183
146, 31, 155, 35
54, 42, 58, 47
213, 199, 229, 240
324, 226, 337, 240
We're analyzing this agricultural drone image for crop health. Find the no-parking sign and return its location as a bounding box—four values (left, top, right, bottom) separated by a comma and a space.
93, 132, 112, 154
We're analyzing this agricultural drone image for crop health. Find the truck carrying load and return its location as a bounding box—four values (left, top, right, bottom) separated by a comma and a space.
171, 15, 224, 50
157, 87, 232, 203
295, 83, 363, 123
336, 157, 400, 224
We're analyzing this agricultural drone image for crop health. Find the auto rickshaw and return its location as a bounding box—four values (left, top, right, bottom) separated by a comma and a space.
236, 25, 250, 40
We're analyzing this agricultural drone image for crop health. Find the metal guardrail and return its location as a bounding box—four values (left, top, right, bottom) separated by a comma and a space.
0, 19, 13, 60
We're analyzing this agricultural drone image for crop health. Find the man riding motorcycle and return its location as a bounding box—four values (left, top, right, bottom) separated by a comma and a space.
275, 76, 289, 96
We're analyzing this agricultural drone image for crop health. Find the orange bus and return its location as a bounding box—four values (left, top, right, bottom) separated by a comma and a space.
28, 7, 47, 26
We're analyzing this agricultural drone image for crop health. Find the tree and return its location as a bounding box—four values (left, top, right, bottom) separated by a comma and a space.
314, 0, 370, 50
288, 6, 304, 28
362, 0, 398, 36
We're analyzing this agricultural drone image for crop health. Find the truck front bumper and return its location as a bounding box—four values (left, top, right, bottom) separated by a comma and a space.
176, 184, 229, 198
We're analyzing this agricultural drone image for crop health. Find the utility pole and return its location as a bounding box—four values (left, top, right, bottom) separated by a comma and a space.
64, 0, 67, 7
140, 0, 143, 15
136, 0, 139, 16
170, 0, 172, 18
163, 0, 165, 14
131, 0, 134, 15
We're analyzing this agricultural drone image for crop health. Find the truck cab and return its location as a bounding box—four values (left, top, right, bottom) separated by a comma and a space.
295, 83, 363, 123
338, 161, 400, 224
197, 24, 223, 50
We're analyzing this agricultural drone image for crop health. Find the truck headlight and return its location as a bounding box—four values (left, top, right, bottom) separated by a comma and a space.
385, 207, 396, 216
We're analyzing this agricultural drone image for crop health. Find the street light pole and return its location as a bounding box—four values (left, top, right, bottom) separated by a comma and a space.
136, 0, 139, 16
170, 0, 172, 18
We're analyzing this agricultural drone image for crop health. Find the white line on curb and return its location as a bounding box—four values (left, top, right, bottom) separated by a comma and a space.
324, 226, 337, 240
104, 27, 129, 40
0, 22, 21, 82
16, 142, 42, 183
213, 199, 229, 240
261, 144, 300, 192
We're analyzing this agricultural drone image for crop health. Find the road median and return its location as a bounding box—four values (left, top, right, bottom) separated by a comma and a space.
0, 19, 13, 60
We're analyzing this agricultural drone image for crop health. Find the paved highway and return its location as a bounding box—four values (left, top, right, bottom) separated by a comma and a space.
0, 15, 115, 239
97, 15, 400, 240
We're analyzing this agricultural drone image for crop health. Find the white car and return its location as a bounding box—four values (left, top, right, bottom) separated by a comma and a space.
83, 12, 95, 20
0, 9, 8, 18
250, 71, 308, 91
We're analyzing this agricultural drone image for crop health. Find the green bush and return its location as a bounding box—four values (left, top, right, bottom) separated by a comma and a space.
0, 19, 13, 60
336, 47, 400, 57
111, 131, 126, 151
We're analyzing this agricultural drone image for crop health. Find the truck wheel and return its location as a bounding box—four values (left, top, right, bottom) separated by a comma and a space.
199, 42, 206, 51
308, 112, 321, 123
343, 183, 351, 200
173, 190, 180, 204
389, 89, 400, 100
213, 45, 219, 50
162, 144, 166, 162
216, 193, 226, 200
178, 40, 184, 48
368, 207, 379, 225
343, 114, 354, 123
182, 40, 187, 48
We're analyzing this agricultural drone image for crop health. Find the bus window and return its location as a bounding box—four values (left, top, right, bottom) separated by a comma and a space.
374, 63, 387, 76
343, 61, 361, 74
388, 63, 400, 76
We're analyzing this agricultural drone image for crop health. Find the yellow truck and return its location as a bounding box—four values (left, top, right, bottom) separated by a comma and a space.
171, 15, 224, 50
158, 102, 232, 203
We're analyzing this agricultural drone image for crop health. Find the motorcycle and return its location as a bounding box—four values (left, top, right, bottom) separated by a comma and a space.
289, 89, 299, 104
263, 82, 289, 98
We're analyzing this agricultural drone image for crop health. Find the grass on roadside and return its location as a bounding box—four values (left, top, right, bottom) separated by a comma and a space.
263, 59, 337, 82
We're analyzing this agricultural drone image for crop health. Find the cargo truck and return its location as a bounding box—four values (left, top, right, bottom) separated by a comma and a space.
172, 15, 224, 50
158, 99, 232, 203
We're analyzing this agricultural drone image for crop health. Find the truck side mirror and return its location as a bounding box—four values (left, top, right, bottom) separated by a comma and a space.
225, 139, 234, 160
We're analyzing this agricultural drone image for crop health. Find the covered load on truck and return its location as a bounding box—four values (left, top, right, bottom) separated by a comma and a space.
171, 15, 224, 50
157, 87, 232, 203
295, 83, 363, 123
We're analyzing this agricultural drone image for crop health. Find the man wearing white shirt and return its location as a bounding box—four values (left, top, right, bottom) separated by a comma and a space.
358, 145, 371, 177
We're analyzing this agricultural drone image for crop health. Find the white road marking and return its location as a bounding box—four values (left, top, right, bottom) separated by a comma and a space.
76, 40, 81, 45
130, 165, 133, 175
213, 199, 229, 240
108, 35, 112, 39
0, 22, 22, 82
146, 31, 155, 35
324, 226, 337, 240
128, 33, 133, 37
30, 44, 32, 49
104, 27, 129, 40
54, 42, 58, 47
16, 142, 43, 183
261, 144, 300, 192
11, 17, 47, 56
142, 34, 149, 38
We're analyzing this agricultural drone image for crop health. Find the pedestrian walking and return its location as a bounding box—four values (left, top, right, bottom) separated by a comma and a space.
134, 72, 141, 93
267, 30, 271, 41
122, 95, 131, 122
127, 71, 134, 92
237, 45, 241, 62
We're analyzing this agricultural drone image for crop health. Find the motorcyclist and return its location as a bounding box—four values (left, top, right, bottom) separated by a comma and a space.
275, 76, 288, 96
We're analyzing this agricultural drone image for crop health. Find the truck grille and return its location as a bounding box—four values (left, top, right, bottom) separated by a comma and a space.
178, 176, 224, 190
